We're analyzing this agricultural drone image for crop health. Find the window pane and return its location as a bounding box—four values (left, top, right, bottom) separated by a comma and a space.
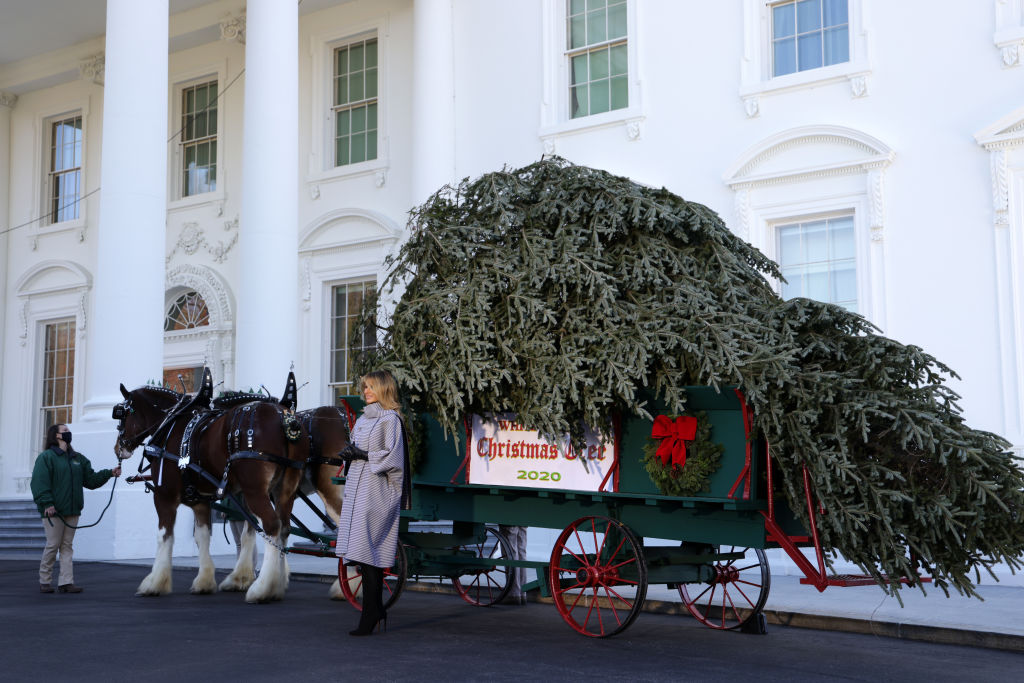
351, 132, 366, 164
607, 1, 627, 39
830, 217, 855, 258
367, 130, 378, 161
824, 26, 849, 65
337, 49, 348, 77
609, 43, 627, 75
610, 75, 628, 110
569, 14, 587, 49
797, 0, 822, 33
773, 38, 796, 76
336, 138, 349, 166
570, 0, 586, 14
350, 71, 364, 102
366, 68, 378, 99
352, 106, 366, 133
832, 262, 856, 304
367, 103, 378, 130
773, 3, 795, 38
802, 221, 828, 261
590, 47, 610, 80
805, 263, 829, 300
571, 85, 588, 118
572, 54, 589, 85
586, 9, 607, 44
797, 32, 823, 71
590, 79, 610, 115
350, 43, 364, 71
337, 109, 350, 136
366, 40, 378, 68
823, 0, 847, 27
336, 76, 348, 106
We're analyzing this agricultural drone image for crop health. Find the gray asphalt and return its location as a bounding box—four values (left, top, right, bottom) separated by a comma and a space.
1, 559, 1020, 682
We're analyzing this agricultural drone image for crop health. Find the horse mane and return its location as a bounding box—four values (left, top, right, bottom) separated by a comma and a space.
213, 391, 279, 409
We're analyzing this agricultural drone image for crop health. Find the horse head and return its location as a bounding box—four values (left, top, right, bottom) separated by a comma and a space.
112, 383, 183, 459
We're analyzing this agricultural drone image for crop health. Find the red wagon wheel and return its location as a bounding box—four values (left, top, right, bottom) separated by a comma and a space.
677, 545, 770, 630
451, 526, 514, 606
338, 543, 409, 611
549, 516, 647, 638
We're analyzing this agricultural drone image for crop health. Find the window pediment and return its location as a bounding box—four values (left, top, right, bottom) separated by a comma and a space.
15, 260, 91, 296
299, 208, 401, 253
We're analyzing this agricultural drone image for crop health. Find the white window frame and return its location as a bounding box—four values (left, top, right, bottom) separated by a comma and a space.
33, 101, 90, 242
739, 0, 870, 117
725, 125, 893, 327
308, 20, 390, 185
327, 278, 377, 401
39, 317, 77, 429
168, 62, 227, 210
540, 0, 643, 141
995, 0, 1024, 67
163, 264, 236, 392
769, 208, 864, 312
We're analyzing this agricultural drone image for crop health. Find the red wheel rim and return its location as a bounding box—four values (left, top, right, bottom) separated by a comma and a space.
452, 527, 513, 606
678, 545, 770, 630
549, 516, 647, 638
337, 546, 407, 611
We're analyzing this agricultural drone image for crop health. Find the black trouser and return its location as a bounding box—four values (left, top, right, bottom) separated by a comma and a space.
356, 563, 385, 630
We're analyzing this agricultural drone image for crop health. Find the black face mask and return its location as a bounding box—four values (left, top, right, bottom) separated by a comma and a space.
60, 431, 72, 446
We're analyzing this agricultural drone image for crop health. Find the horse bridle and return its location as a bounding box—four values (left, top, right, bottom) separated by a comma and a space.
113, 395, 163, 454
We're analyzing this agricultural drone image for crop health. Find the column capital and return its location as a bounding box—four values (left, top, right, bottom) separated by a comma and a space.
79, 53, 105, 86
0, 91, 17, 109
220, 12, 246, 45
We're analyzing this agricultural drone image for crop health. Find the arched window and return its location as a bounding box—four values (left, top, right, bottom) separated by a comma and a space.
164, 291, 210, 331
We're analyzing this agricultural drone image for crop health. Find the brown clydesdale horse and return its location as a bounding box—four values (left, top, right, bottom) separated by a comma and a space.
114, 375, 310, 603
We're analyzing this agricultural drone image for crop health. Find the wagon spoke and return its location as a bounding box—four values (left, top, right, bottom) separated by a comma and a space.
679, 546, 770, 631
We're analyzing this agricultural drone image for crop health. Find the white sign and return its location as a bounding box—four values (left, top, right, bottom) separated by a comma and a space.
468, 414, 616, 492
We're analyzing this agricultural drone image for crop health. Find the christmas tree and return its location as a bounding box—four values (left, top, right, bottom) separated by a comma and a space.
372, 157, 1024, 598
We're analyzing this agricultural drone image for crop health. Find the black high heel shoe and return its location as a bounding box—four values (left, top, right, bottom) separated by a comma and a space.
349, 613, 387, 636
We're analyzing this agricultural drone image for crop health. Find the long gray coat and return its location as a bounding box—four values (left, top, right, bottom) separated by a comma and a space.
335, 403, 405, 568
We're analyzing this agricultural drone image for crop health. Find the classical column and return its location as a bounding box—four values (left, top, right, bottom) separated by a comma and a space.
235, 0, 298, 391
412, 0, 456, 204
81, 0, 168, 420
0, 92, 16, 441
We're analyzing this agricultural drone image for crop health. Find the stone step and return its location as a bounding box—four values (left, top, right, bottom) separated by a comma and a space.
0, 539, 45, 550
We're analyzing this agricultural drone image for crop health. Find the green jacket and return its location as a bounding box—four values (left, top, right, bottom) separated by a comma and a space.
30, 447, 113, 517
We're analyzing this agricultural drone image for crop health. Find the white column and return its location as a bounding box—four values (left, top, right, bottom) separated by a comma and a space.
0, 93, 15, 438
236, 0, 298, 391
412, 0, 456, 204
81, 0, 168, 420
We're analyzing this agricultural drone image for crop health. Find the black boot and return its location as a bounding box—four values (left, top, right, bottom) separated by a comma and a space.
350, 564, 386, 636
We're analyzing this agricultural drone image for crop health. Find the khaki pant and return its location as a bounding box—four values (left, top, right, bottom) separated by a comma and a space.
39, 515, 79, 586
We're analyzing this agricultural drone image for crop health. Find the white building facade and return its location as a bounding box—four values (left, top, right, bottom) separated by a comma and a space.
0, 0, 1022, 579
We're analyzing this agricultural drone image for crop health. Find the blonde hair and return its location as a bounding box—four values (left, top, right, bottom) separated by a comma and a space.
362, 370, 403, 419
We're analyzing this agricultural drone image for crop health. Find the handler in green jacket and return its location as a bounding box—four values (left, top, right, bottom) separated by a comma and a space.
31, 423, 120, 593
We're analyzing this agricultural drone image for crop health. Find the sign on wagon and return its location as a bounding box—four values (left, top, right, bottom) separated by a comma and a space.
468, 414, 615, 492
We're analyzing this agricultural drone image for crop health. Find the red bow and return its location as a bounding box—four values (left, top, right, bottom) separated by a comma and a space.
651, 415, 698, 467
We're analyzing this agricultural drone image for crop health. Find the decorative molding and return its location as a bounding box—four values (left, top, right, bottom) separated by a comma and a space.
743, 96, 759, 118
867, 169, 885, 230
625, 120, 641, 141
310, 184, 320, 200
992, 148, 1010, 228
78, 291, 88, 338
374, 170, 387, 187
15, 477, 32, 494
220, 12, 246, 45
165, 263, 234, 329
848, 74, 868, 98
18, 300, 28, 347
79, 53, 105, 85
300, 256, 312, 311
543, 138, 556, 156
0, 91, 17, 109
733, 189, 750, 240
1002, 42, 1022, 67
166, 217, 239, 264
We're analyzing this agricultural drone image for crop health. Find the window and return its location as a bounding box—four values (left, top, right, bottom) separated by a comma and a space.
333, 37, 378, 167
181, 80, 218, 197
567, 0, 628, 119
777, 215, 856, 312
41, 319, 75, 427
164, 291, 210, 331
328, 280, 376, 402
163, 366, 204, 393
48, 114, 82, 224
771, 0, 849, 77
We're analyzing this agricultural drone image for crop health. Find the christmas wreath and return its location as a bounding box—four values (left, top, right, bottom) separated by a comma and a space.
641, 411, 724, 497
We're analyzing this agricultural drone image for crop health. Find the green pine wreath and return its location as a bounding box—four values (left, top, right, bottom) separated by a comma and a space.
641, 411, 724, 497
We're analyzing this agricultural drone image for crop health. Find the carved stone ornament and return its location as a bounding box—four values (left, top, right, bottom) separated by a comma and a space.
626, 120, 641, 141
375, 170, 387, 187
0, 91, 17, 109
543, 138, 556, 156
744, 96, 760, 118
220, 12, 246, 45
1002, 43, 1022, 67
79, 53, 105, 85
166, 218, 239, 264
18, 300, 28, 346
310, 184, 320, 200
849, 74, 868, 98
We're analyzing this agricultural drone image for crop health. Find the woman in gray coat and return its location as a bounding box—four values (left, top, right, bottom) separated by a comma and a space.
336, 369, 410, 636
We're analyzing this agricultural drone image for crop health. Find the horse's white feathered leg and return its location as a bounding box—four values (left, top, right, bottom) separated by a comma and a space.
136, 532, 174, 596
245, 535, 290, 603
328, 577, 345, 600
219, 525, 257, 592
190, 522, 217, 594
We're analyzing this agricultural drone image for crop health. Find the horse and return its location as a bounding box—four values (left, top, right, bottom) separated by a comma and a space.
115, 372, 309, 603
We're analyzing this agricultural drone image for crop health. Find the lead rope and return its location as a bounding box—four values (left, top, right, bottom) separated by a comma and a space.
47, 473, 119, 530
